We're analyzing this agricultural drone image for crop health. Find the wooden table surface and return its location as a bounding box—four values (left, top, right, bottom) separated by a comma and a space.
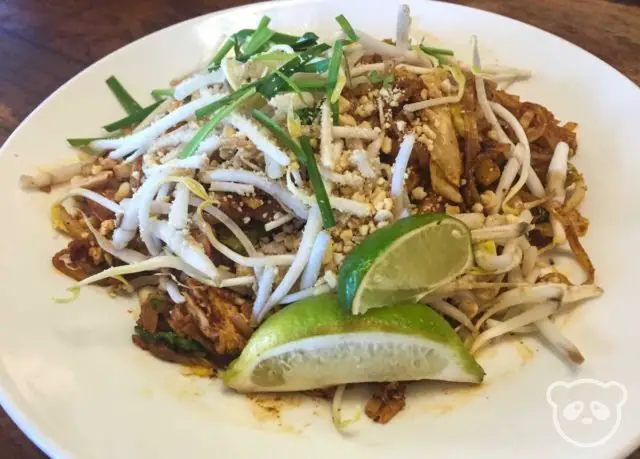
0, 0, 638, 457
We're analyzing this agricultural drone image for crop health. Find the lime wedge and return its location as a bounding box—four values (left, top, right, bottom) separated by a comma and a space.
338, 214, 472, 315
223, 294, 484, 392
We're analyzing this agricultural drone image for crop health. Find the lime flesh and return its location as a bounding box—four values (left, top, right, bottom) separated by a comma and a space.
338, 214, 472, 315
224, 294, 484, 392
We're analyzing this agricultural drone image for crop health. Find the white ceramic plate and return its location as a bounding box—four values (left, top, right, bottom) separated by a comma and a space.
1, 0, 640, 458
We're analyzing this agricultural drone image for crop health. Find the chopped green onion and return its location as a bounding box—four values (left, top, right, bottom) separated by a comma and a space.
419, 44, 454, 56
257, 43, 330, 99
275, 70, 306, 104
135, 327, 206, 353
290, 32, 320, 51
105, 76, 142, 115
251, 110, 335, 228
252, 50, 295, 61
236, 16, 275, 62
102, 100, 163, 132
270, 31, 319, 50
342, 53, 353, 88
207, 38, 235, 71
419, 44, 454, 66
299, 136, 336, 228
180, 88, 256, 158
335, 14, 358, 42
296, 106, 321, 124
326, 40, 345, 100
66, 137, 114, 148
302, 58, 330, 73
195, 83, 258, 120
294, 79, 328, 91
368, 70, 394, 88
151, 88, 174, 101
331, 101, 340, 125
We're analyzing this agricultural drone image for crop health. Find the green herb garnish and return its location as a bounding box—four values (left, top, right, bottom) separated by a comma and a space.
236, 16, 275, 62
106, 76, 142, 115
302, 58, 330, 73
135, 327, 206, 353
102, 100, 163, 132
151, 88, 174, 101
335, 14, 358, 42
195, 83, 258, 120
180, 88, 256, 158
295, 106, 321, 124
252, 110, 335, 228
419, 44, 454, 66
66, 136, 114, 148
275, 70, 306, 103
368, 70, 394, 88
207, 38, 235, 71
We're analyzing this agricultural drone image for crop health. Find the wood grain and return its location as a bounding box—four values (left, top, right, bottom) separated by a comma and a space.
0, 0, 638, 458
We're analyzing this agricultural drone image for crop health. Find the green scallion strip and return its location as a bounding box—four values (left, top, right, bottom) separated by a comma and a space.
207, 38, 235, 71
275, 70, 306, 103
331, 101, 340, 125
66, 136, 113, 148
301, 58, 330, 73
335, 14, 358, 42
236, 16, 275, 62
257, 43, 330, 99
102, 100, 163, 132
151, 88, 174, 101
299, 135, 336, 228
419, 44, 454, 56
252, 50, 295, 61
294, 79, 328, 91
105, 76, 142, 115
290, 32, 320, 51
251, 110, 335, 228
195, 82, 258, 120
326, 41, 344, 98
179, 88, 256, 159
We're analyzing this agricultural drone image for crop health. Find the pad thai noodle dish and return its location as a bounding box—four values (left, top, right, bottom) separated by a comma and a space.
21, 5, 602, 428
